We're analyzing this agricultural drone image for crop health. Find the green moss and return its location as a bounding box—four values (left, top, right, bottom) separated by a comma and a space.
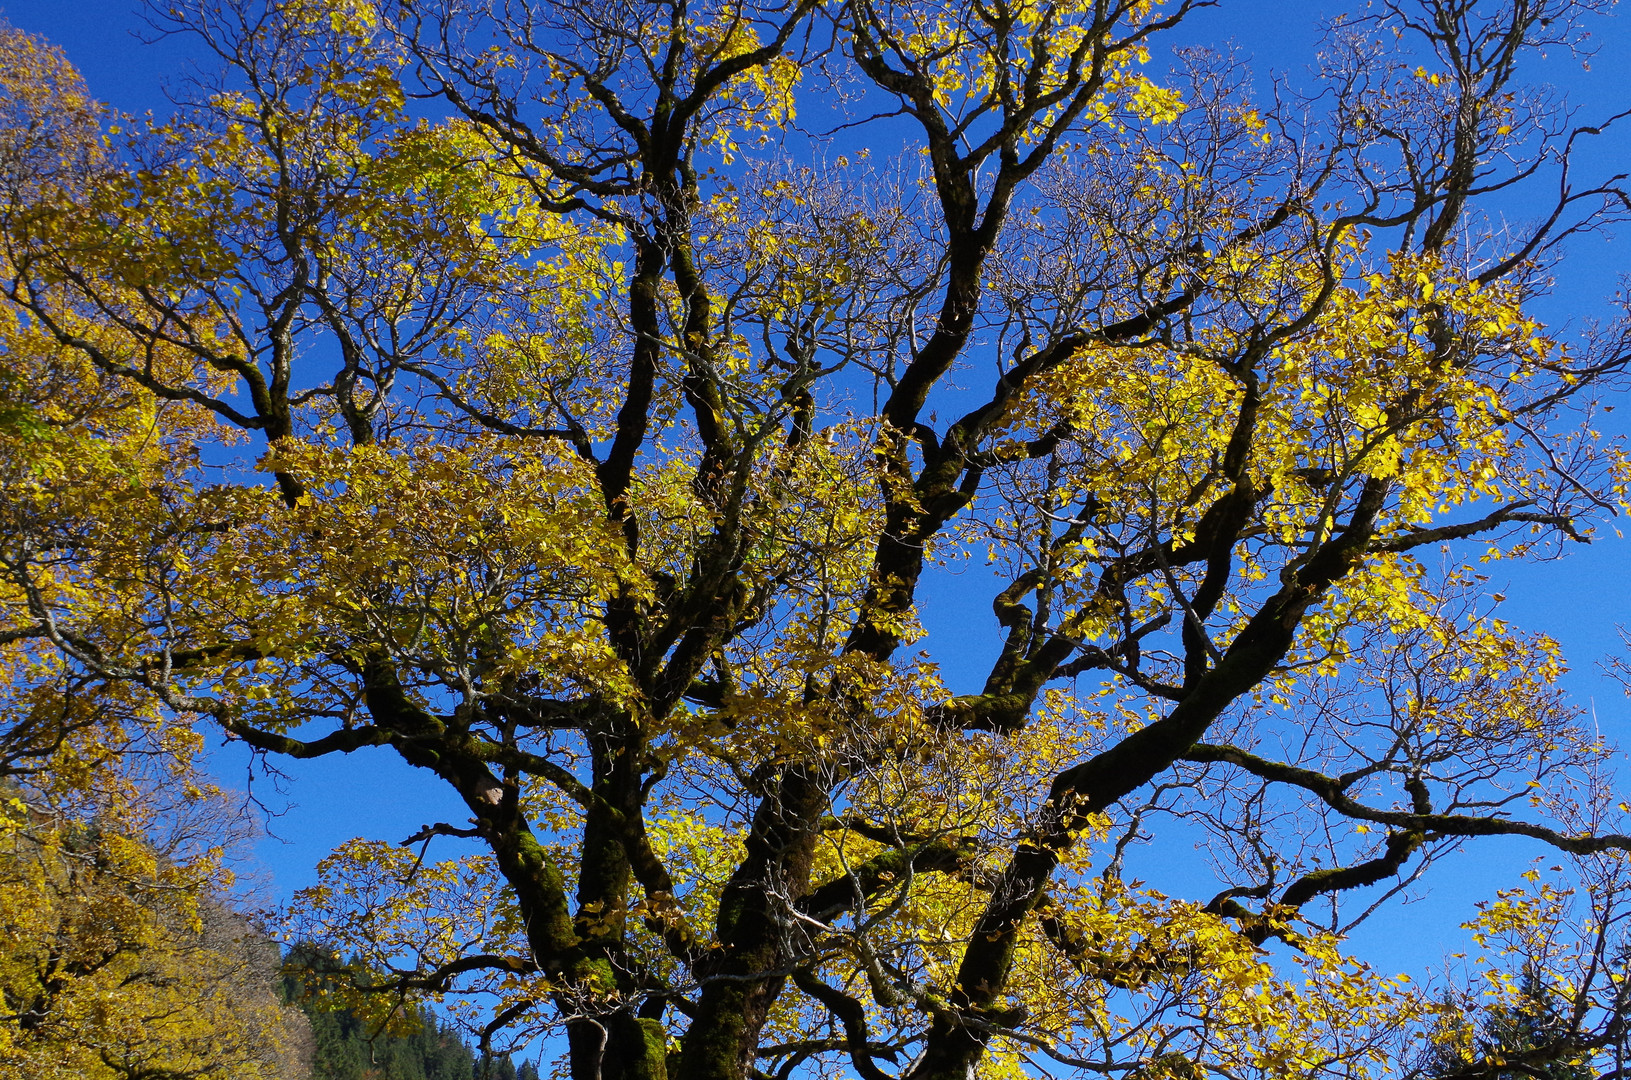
629, 1017, 669, 1080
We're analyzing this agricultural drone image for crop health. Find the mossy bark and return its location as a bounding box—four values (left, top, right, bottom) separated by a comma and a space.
673, 768, 827, 1080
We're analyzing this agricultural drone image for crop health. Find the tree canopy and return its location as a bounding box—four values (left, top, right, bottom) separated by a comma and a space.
4, 1, 1631, 1079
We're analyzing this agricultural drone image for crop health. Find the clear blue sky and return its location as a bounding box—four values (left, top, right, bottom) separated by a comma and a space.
8, 0, 1631, 983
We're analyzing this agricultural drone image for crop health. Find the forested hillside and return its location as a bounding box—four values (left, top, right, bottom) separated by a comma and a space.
281, 946, 540, 1080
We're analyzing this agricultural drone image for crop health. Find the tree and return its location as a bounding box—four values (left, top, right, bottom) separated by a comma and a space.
1423, 967, 1599, 1080
4, 1, 1631, 1079
0, 20, 216, 789
0, 772, 311, 1080
0, 29, 312, 1074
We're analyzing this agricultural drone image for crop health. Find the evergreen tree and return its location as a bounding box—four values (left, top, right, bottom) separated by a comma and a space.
280, 945, 520, 1080
1425, 969, 1594, 1080
478, 1051, 519, 1080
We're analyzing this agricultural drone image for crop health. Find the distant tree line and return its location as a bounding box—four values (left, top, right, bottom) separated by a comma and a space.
280, 944, 541, 1080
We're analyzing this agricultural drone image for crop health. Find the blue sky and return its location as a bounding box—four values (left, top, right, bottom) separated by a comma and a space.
9, 0, 1631, 987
